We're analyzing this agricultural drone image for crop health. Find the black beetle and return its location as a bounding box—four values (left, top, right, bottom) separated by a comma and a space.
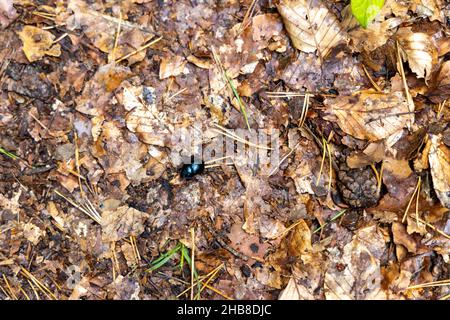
180, 160, 205, 179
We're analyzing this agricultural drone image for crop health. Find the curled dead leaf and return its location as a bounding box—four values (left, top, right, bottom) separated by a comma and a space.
428, 134, 450, 208
397, 27, 438, 83
392, 222, 417, 253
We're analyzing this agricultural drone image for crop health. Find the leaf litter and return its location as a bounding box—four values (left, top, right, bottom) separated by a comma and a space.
0, 0, 448, 300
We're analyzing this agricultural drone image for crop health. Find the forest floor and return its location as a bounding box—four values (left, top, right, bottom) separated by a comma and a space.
0, 0, 449, 300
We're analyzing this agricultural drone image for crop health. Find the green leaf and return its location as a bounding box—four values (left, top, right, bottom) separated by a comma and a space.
351, 0, 385, 28
147, 243, 182, 272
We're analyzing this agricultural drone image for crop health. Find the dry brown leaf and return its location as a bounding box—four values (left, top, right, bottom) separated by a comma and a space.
65, 2, 153, 65
46, 201, 68, 231
186, 55, 211, 69
392, 222, 417, 253
277, 0, 346, 59
76, 63, 132, 116
411, 0, 445, 22
341, 4, 402, 52
324, 225, 387, 299
0, 189, 21, 214
324, 91, 413, 141
397, 27, 438, 83
347, 142, 385, 168
428, 60, 450, 103
428, 134, 450, 208
119, 83, 170, 147
159, 55, 187, 79
278, 257, 324, 300
254, 266, 283, 289
383, 158, 413, 180
101, 205, 149, 242
22, 222, 45, 245
259, 218, 287, 240
286, 220, 312, 257
279, 277, 306, 300
228, 223, 270, 262
17, 26, 61, 62
287, 138, 331, 197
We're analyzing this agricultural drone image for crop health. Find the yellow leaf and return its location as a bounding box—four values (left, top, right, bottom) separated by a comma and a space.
17, 26, 61, 62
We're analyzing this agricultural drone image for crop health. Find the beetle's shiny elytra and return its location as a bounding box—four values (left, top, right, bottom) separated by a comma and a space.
180, 162, 205, 179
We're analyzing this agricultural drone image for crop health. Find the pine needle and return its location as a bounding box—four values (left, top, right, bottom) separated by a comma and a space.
407, 214, 450, 240
406, 278, 450, 290
20, 268, 56, 300
190, 228, 196, 300
401, 176, 421, 224
0, 147, 19, 160
211, 123, 272, 150
362, 64, 382, 92
237, 0, 258, 35
54, 190, 102, 224
313, 209, 346, 234
396, 41, 415, 128
115, 36, 162, 63
211, 47, 251, 130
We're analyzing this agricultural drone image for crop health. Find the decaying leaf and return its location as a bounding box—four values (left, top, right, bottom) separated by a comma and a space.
17, 26, 61, 62
277, 0, 346, 59
397, 27, 438, 82
324, 91, 413, 141
159, 55, 187, 79
22, 222, 45, 245
428, 60, 450, 103
118, 83, 170, 147
428, 134, 450, 208
0, 0, 17, 28
65, 1, 153, 65
411, 0, 445, 22
392, 222, 417, 253
101, 205, 149, 242
228, 223, 270, 262
324, 225, 387, 299
342, 4, 402, 52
